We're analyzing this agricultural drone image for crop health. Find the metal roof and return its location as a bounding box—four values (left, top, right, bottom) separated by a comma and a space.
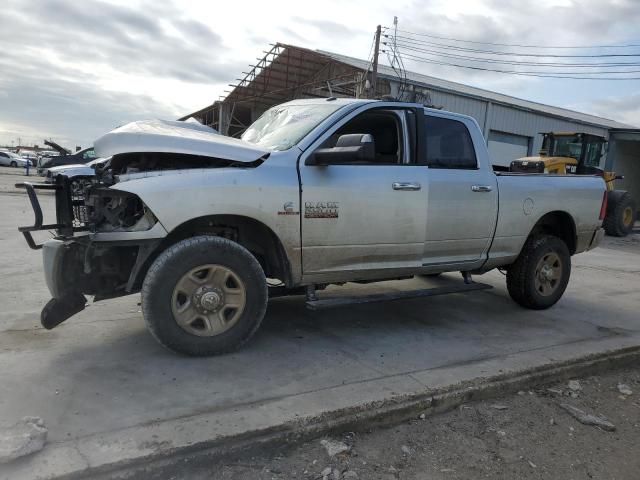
318, 49, 635, 129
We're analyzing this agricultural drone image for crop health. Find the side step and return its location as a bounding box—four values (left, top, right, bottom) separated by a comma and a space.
305, 282, 492, 310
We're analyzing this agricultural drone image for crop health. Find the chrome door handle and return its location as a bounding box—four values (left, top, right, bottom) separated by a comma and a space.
471, 185, 493, 192
393, 182, 421, 191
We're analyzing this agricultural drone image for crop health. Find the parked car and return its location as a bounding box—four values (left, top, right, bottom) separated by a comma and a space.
38, 147, 97, 175
19, 152, 38, 165
0, 150, 30, 167
44, 157, 108, 184
18, 101, 606, 356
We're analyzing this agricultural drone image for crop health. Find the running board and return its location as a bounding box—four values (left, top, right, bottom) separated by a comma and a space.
305, 282, 492, 310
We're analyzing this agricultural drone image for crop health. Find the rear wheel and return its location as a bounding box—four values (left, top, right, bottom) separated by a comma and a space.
9, 161, 17, 167
506, 235, 571, 310
142, 236, 267, 356
603, 190, 636, 237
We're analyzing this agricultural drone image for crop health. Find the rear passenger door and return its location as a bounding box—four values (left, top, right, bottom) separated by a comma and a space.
421, 112, 498, 267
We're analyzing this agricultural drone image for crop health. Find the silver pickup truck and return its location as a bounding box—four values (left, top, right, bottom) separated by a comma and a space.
18, 99, 607, 356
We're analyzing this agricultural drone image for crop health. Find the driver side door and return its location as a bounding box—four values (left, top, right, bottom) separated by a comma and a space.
299, 105, 429, 283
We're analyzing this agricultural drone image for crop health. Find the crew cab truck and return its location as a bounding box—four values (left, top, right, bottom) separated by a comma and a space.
17, 99, 607, 356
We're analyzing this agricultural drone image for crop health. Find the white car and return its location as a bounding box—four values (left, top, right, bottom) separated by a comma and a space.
0, 150, 30, 167
44, 157, 108, 183
20, 152, 38, 165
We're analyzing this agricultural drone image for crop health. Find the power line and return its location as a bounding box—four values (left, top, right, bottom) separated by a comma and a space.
389, 42, 640, 68
388, 28, 640, 49
390, 34, 640, 58
390, 50, 640, 80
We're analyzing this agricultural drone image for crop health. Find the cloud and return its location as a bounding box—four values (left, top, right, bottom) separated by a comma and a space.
584, 94, 640, 127
395, 0, 640, 86
0, 0, 241, 146
292, 17, 352, 36
0, 0, 638, 147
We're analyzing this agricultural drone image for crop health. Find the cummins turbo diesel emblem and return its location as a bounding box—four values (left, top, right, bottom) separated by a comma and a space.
277, 201, 299, 215
304, 201, 339, 218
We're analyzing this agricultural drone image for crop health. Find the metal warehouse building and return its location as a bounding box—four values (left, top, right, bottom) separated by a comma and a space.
184, 43, 640, 209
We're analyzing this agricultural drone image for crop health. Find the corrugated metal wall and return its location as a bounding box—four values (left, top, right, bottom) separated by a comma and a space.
428, 90, 487, 123
488, 104, 609, 155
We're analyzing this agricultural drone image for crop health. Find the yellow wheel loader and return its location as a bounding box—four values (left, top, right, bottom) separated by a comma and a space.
511, 132, 636, 237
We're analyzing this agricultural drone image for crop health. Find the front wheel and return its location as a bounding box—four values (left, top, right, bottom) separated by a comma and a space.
9, 161, 17, 167
506, 235, 571, 310
142, 236, 268, 356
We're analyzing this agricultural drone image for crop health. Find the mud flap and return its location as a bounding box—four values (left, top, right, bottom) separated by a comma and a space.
41, 292, 87, 330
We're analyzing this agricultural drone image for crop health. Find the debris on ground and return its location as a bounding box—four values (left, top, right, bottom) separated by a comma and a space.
401, 445, 412, 455
559, 403, 616, 431
160, 367, 640, 480
568, 380, 582, 391
320, 438, 351, 457
491, 404, 509, 410
0, 416, 47, 463
618, 383, 633, 396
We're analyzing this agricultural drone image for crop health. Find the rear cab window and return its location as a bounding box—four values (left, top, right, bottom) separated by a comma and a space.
423, 115, 477, 169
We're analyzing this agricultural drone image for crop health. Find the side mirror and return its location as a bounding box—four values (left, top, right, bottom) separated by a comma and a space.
306, 134, 375, 166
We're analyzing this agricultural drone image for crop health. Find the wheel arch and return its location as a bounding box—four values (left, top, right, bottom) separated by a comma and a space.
527, 211, 577, 254
132, 214, 293, 291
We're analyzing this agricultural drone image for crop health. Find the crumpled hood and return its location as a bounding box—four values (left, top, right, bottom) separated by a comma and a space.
93, 119, 270, 163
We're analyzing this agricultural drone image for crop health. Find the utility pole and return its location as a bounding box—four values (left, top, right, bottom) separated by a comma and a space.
370, 24, 381, 99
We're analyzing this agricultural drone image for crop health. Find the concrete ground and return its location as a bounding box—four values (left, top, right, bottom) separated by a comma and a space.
0, 167, 639, 479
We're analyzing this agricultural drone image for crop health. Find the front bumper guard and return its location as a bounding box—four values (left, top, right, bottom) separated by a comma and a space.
15, 180, 87, 249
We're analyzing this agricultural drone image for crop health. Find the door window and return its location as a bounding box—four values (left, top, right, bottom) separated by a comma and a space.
318, 110, 405, 165
423, 116, 477, 169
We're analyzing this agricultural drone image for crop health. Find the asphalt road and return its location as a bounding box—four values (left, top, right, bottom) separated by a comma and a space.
0, 167, 638, 478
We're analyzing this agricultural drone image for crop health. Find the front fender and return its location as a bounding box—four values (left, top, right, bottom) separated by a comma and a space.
111, 161, 302, 281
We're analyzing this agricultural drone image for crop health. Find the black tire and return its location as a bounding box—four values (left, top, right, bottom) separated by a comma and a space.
603, 190, 636, 237
506, 235, 571, 310
9, 161, 17, 167
141, 236, 267, 356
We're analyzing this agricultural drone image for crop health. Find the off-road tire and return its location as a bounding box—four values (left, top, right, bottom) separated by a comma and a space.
141, 236, 267, 356
506, 235, 571, 310
603, 190, 636, 237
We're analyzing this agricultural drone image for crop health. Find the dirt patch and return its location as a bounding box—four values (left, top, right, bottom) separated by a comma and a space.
170, 367, 640, 480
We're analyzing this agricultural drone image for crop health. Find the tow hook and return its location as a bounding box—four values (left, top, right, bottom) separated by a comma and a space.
41, 292, 87, 330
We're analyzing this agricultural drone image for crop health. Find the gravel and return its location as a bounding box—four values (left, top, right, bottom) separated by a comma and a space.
140, 367, 640, 479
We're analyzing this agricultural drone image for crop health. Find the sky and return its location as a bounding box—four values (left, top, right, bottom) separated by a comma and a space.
0, 0, 639, 148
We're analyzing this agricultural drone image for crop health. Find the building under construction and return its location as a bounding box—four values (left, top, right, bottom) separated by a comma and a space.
183, 42, 640, 206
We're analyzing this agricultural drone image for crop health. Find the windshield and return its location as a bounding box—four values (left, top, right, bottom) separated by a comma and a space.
553, 136, 582, 160
241, 103, 343, 151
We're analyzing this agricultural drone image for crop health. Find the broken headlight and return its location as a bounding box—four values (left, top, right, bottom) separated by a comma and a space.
85, 189, 157, 233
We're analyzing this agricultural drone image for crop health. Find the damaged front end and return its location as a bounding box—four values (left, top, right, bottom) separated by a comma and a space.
18, 118, 271, 330
17, 171, 165, 329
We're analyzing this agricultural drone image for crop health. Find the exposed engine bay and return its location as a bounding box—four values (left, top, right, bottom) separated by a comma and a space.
66, 152, 265, 234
